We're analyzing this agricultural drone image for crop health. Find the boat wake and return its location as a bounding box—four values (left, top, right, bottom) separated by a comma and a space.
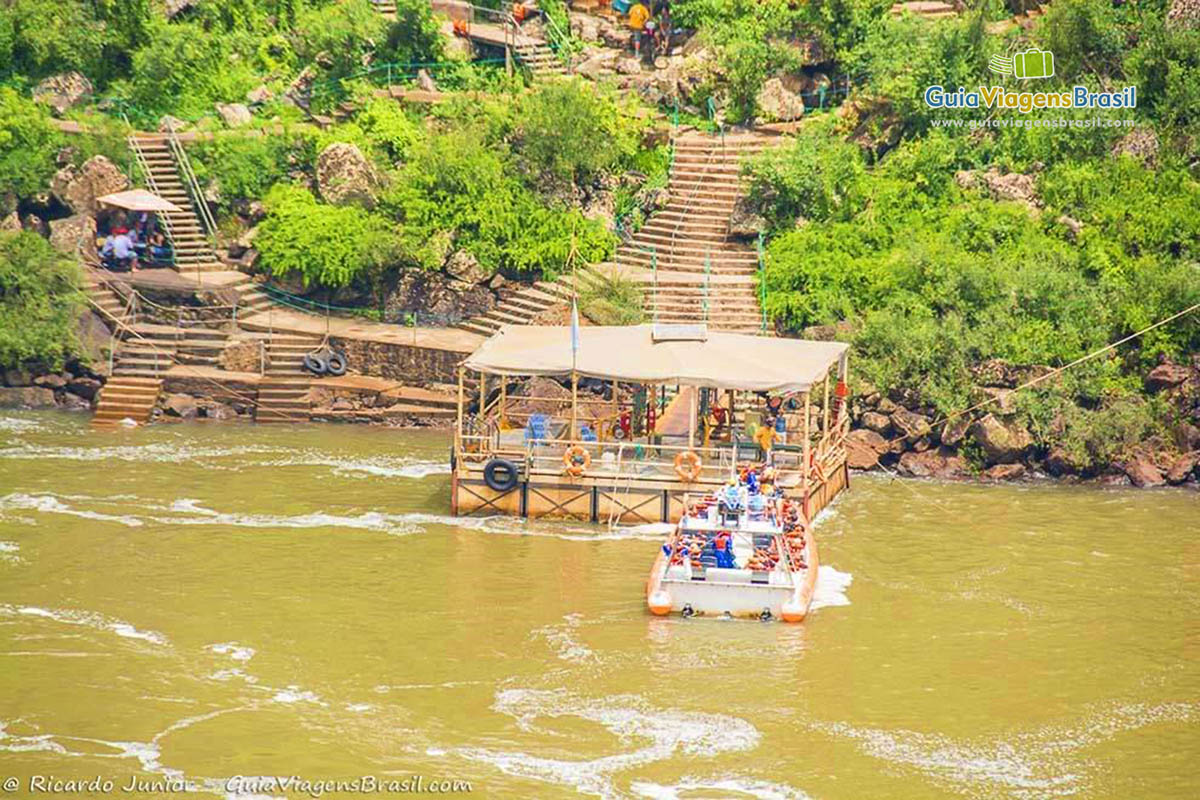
631, 777, 811, 799
532, 614, 597, 664
0, 492, 145, 527
259, 451, 448, 479
0, 604, 169, 646
811, 700, 1198, 799
455, 688, 779, 799
811, 565, 853, 611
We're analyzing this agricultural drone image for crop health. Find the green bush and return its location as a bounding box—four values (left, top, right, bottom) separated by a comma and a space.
293, 0, 387, 84
381, 127, 615, 277
3, 0, 105, 81
378, 0, 443, 65
580, 273, 645, 326
513, 80, 642, 185
0, 231, 84, 369
0, 88, 62, 210
192, 133, 317, 215
127, 20, 261, 118
256, 184, 399, 288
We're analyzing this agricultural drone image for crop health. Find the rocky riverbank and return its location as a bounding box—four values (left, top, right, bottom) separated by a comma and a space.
844, 358, 1200, 489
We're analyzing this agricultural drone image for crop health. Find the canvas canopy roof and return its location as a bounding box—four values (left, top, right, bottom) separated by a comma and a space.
464, 325, 849, 394
96, 189, 182, 213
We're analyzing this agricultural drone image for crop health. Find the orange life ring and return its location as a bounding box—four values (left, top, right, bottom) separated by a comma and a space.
563, 445, 591, 477
673, 451, 703, 482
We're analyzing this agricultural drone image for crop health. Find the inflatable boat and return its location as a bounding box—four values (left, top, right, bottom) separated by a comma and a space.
645, 470, 819, 622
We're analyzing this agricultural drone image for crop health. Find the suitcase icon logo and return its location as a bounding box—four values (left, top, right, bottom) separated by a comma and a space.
989, 49, 1055, 80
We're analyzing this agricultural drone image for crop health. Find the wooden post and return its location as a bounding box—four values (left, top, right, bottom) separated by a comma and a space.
802, 391, 811, 498
570, 371, 578, 441
822, 373, 831, 441
479, 371, 487, 421
500, 379, 507, 428
611, 379, 618, 439
687, 386, 696, 450
456, 366, 465, 453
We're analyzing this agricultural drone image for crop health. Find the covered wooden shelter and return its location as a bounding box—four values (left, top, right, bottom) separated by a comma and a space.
451, 324, 853, 525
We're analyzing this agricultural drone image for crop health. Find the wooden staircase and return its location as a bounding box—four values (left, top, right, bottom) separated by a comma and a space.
256, 332, 321, 423
127, 133, 224, 274
615, 132, 777, 333
369, 0, 398, 16
91, 377, 162, 428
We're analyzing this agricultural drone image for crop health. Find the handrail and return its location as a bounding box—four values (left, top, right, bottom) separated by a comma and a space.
757, 232, 767, 335
164, 118, 218, 249
126, 135, 180, 269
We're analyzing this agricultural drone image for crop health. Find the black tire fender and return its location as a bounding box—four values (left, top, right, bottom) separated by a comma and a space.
325, 350, 348, 376
483, 458, 520, 493
303, 352, 328, 375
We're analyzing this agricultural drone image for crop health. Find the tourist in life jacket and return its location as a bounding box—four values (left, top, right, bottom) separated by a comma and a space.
713, 530, 736, 569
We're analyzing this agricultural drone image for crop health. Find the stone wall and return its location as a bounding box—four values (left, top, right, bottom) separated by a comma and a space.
329, 336, 464, 386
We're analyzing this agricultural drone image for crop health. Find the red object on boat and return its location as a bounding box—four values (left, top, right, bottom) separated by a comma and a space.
452, 18, 469, 36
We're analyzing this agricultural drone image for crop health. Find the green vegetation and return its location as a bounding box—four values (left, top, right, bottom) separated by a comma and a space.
747, 3, 1200, 458
0, 89, 62, 205
580, 273, 646, 326
256, 183, 398, 289
0, 232, 84, 369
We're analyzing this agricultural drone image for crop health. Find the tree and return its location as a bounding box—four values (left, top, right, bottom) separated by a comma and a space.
0, 231, 84, 369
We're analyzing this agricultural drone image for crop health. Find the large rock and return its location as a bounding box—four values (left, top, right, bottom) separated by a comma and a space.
49, 214, 98, 262
756, 77, 806, 122
1122, 452, 1165, 488
384, 269, 494, 324
846, 428, 888, 470
969, 413, 1033, 465
1168, 0, 1200, 28
444, 250, 488, 284
890, 408, 932, 440
1044, 446, 1089, 477
728, 196, 767, 238
215, 102, 253, 127
955, 168, 1040, 209
860, 411, 892, 435
1165, 451, 1199, 484
1111, 127, 1160, 167
316, 143, 376, 208
0, 387, 58, 409
940, 416, 971, 447
32, 72, 94, 115
246, 85, 274, 105
1, 212, 20, 232
66, 377, 102, 401
898, 448, 967, 479
50, 156, 130, 216
983, 463, 1026, 481
162, 393, 199, 419
1145, 363, 1190, 392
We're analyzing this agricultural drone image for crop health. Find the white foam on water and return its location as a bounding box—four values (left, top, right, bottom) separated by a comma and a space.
270, 686, 326, 706
455, 689, 760, 798
533, 613, 597, 664
147, 498, 419, 537
614, 522, 674, 536
405, 512, 661, 542
207, 642, 255, 662
210, 668, 258, 684
810, 565, 853, 611
0, 416, 43, 433
262, 452, 448, 479
0, 441, 281, 465
631, 777, 811, 799
346, 703, 373, 713
812, 701, 1198, 800
0, 604, 168, 646
0, 492, 145, 527
0, 541, 18, 553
